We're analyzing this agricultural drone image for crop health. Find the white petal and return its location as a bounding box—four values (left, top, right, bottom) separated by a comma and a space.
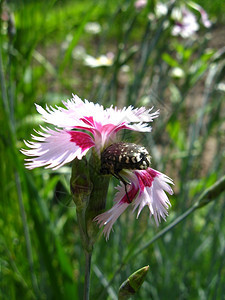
35, 95, 159, 134
21, 127, 94, 169
105, 105, 159, 127
35, 95, 105, 129
94, 202, 129, 240
131, 169, 173, 225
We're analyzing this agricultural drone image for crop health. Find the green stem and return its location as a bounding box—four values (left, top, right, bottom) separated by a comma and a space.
71, 155, 110, 299
0, 42, 9, 115
76, 207, 93, 300
84, 251, 92, 300
76, 209, 93, 253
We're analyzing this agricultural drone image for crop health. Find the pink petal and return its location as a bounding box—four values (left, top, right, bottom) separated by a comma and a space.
132, 169, 173, 225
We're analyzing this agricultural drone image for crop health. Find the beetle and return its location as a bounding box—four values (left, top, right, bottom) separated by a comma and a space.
100, 142, 151, 202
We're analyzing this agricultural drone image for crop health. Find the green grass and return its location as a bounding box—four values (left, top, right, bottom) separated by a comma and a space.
1, 0, 225, 299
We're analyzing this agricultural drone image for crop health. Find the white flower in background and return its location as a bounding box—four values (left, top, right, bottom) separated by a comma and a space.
170, 67, 185, 78
72, 48, 114, 68
217, 83, 225, 92
134, 0, 147, 11
172, 6, 199, 38
84, 22, 101, 34
84, 52, 114, 68
72, 45, 87, 60
155, 2, 168, 17
171, 3, 212, 39
148, 2, 168, 24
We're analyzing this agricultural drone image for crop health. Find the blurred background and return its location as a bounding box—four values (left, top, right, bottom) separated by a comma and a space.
1, 0, 225, 299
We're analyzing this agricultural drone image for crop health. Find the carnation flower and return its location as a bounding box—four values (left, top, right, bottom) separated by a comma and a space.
94, 168, 173, 240
21, 94, 173, 240
21, 94, 159, 169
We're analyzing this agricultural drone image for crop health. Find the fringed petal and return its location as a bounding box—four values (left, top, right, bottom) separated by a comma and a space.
21, 127, 94, 169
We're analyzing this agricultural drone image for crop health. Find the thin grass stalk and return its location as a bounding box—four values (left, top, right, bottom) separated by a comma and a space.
211, 239, 225, 299
205, 199, 225, 298
0, 45, 9, 118
1, 23, 40, 297
127, 0, 176, 105
130, 175, 225, 259
15, 171, 40, 297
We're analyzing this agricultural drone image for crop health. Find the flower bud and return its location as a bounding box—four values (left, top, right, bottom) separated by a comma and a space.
118, 266, 150, 299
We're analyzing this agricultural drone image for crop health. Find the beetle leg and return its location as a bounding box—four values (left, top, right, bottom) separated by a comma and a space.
110, 172, 131, 203
124, 182, 131, 203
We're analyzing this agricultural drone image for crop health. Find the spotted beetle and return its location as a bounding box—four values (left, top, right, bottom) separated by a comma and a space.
100, 142, 151, 202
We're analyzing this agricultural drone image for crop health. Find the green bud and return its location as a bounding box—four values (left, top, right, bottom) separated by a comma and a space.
118, 266, 150, 299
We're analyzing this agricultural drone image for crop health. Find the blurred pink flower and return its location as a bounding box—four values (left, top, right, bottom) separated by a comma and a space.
172, 7, 199, 38
189, 2, 212, 28
94, 168, 173, 240
21, 94, 159, 169
171, 3, 211, 38
199, 8, 211, 28
134, 0, 147, 11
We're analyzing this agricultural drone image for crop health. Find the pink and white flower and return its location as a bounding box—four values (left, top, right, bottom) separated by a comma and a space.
21, 94, 159, 170
171, 4, 211, 39
172, 7, 199, 38
94, 168, 173, 240
21, 94, 173, 239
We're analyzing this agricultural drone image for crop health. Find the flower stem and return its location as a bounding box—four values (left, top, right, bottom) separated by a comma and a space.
70, 155, 110, 298
84, 251, 92, 300
15, 171, 40, 297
